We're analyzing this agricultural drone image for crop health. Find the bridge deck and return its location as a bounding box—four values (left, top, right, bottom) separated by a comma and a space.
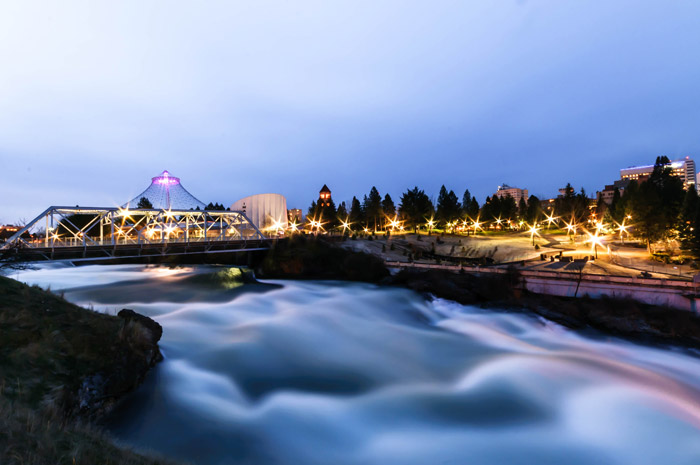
6, 238, 275, 262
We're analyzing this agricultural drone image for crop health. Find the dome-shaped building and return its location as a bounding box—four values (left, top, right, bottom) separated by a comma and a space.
125, 170, 206, 210
231, 193, 288, 231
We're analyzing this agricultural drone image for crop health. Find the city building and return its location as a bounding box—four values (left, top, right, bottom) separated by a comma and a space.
494, 184, 528, 204
231, 193, 288, 231
319, 185, 332, 207
288, 209, 302, 224
596, 179, 630, 205
620, 157, 697, 191
0, 225, 21, 241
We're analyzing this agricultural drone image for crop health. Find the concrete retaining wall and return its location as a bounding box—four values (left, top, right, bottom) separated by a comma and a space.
385, 261, 699, 312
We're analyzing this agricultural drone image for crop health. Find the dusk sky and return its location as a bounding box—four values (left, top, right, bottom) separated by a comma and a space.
2, 1, 700, 223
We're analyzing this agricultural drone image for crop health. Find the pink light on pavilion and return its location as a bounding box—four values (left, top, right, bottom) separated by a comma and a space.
153, 170, 181, 186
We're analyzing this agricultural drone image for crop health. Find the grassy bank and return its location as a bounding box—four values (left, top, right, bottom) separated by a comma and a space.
256, 235, 389, 282
0, 275, 176, 465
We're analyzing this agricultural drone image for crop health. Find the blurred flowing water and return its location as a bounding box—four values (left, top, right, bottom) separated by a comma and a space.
16, 265, 700, 465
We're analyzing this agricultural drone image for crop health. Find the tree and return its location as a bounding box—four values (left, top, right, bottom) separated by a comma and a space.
679, 188, 699, 251
322, 198, 338, 229
554, 183, 589, 224
137, 197, 153, 209
629, 157, 685, 250
466, 197, 480, 219
205, 202, 226, 211
382, 194, 396, 219
364, 186, 383, 231
518, 197, 528, 221
349, 196, 365, 229
337, 201, 348, 222
607, 188, 623, 224
461, 189, 472, 216
525, 195, 541, 224
398, 187, 434, 232
436, 185, 461, 228
307, 200, 318, 221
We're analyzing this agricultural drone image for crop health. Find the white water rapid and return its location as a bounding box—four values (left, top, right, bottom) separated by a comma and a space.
15, 265, 700, 465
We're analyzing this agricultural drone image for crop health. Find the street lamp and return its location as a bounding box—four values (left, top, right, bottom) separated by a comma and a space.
528, 223, 540, 246
617, 222, 628, 244
426, 218, 435, 235
586, 231, 603, 259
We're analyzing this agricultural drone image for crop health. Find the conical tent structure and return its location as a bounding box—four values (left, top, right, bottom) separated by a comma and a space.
125, 170, 206, 210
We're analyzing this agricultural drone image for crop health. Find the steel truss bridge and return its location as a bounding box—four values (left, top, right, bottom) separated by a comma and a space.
1, 206, 273, 262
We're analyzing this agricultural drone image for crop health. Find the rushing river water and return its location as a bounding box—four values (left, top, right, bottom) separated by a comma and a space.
15, 264, 700, 465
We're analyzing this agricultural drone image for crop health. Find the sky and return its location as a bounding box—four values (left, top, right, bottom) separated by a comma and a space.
2, 1, 700, 223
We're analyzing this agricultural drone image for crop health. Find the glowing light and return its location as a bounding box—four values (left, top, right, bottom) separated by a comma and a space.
584, 230, 604, 258
153, 170, 180, 186
340, 217, 352, 232
267, 218, 285, 234
528, 223, 540, 245
289, 222, 299, 232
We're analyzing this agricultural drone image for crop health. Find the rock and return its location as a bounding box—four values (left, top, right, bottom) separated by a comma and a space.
77, 310, 164, 419
118, 308, 163, 344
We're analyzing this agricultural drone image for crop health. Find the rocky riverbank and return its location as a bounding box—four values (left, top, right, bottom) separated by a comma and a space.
391, 267, 700, 350
0, 275, 174, 465
257, 237, 700, 351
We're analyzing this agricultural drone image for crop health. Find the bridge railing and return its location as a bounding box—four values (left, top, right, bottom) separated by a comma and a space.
1, 206, 267, 251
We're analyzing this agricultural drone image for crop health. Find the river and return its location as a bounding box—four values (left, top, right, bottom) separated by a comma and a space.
15, 264, 700, 465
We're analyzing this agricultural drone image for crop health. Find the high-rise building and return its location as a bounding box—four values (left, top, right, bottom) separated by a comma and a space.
493, 184, 528, 204
620, 157, 697, 191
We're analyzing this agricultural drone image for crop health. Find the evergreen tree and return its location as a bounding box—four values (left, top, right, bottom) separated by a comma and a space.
321, 198, 338, 229
501, 195, 517, 221
337, 201, 348, 222
349, 196, 365, 228
137, 197, 153, 209
467, 197, 480, 219
364, 186, 383, 231
436, 185, 461, 227
382, 194, 396, 219
526, 195, 541, 223
399, 187, 434, 232
518, 197, 528, 221
629, 157, 685, 249
307, 200, 319, 220
679, 189, 699, 251
461, 189, 472, 216
608, 188, 623, 223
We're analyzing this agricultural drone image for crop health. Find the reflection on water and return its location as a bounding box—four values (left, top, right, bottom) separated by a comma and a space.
16, 265, 700, 465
